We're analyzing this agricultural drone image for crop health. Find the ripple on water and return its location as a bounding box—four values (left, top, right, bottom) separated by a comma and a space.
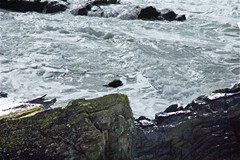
0, 0, 240, 118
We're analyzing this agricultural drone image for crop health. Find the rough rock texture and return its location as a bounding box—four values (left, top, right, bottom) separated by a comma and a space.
1, 83, 239, 160
0, 0, 186, 21
0, 94, 134, 160
71, 2, 186, 21
0, 0, 68, 13
134, 83, 240, 160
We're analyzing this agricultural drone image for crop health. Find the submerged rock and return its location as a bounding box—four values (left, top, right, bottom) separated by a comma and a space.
70, 0, 120, 16
0, 94, 134, 160
0, 0, 68, 13
91, 0, 120, 5
137, 7, 186, 21
71, 2, 186, 21
104, 79, 123, 88
0, 91, 8, 98
137, 6, 160, 20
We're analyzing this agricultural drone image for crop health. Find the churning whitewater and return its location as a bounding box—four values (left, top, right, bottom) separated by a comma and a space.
0, 0, 240, 118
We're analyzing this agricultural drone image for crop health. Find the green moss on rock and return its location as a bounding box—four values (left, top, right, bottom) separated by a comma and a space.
0, 94, 135, 160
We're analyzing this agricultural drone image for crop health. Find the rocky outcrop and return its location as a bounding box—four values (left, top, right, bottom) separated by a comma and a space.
1, 83, 239, 160
0, 94, 134, 160
70, 0, 120, 16
0, 0, 68, 13
71, 1, 186, 21
134, 83, 240, 160
0, 0, 186, 21
138, 7, 186, 21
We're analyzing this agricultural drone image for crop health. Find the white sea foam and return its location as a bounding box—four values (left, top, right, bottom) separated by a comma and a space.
237, 22, 240, 29
0, 0, 239, 118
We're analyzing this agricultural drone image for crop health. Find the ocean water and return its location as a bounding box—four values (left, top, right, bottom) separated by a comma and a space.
0, 0, 239, 118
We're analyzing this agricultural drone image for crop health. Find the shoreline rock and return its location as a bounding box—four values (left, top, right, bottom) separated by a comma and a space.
1, 83, 239, 159
0, 94, 134, 160
0, 0, 68, 13
0, 0, 186, 21
71, 3, 186, 21
134, 83, 240, 160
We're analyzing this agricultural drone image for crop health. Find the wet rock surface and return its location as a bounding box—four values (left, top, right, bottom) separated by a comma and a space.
137, 7, 186, 21
0, 0, 68, 13
0, 83, 239, 159
0, 94, 134, 160
0, 0, 186, 21
72, 2, 186, 21
134, 83, 240, 160
0, 92, 8, 98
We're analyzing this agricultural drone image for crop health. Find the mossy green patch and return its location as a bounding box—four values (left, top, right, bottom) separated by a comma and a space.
0, 94, 134, 160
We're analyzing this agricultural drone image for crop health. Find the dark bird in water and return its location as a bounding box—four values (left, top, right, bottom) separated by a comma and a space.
104, 79, 123, 88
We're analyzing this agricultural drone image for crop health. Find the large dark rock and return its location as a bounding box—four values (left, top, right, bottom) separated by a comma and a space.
71, 7, 88, 16
134, 83, 240, 160
2, 82, 238, 159
0, 0, 68, 13
91, 0, 120, 5
137, 7, 186, 21
159, 8, 177, 21
137, 6, 160, 20
0, 91, 7, 98
0, 94, 134, 160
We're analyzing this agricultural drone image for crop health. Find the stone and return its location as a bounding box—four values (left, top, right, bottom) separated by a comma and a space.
213, 83, 240, 93
71, 2, 186, 21
159, 8, 177, 21
175, 14, 186, 21
135, 116, 155, 128
104, 79, 123, 88
137, 6, 160, 20
0, 91, 7, 98
2, 83, 238, 159
71, 7, 88, 16
91, 0, 120, 5
0, 0, 68, 13
71, 0, 121, 16
44, 1, 68, 13
164, 104, 178, 113
0, 94, 134, 160
134, 83, 240, 160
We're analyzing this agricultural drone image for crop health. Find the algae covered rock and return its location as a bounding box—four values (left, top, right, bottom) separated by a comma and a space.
0, 94, 134, 160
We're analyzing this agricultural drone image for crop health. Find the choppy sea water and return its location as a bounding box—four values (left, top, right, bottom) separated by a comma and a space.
0, 0, 239, 118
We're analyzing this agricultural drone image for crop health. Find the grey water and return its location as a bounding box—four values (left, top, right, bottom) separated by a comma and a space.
0, 0, 240, 118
